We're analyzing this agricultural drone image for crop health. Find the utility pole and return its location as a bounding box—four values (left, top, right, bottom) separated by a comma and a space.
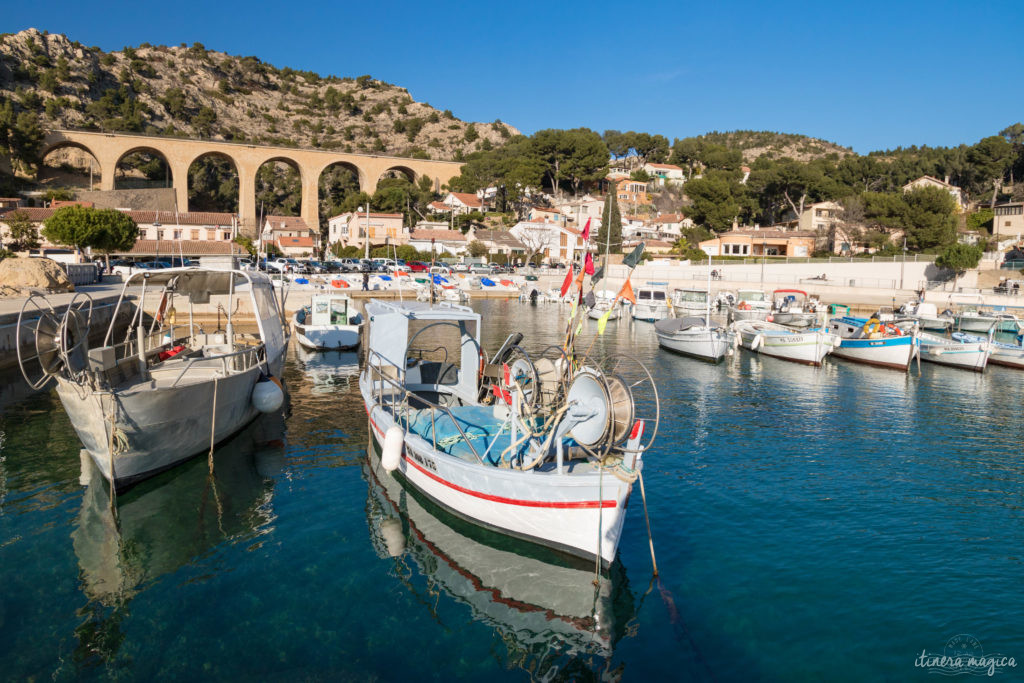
900, 237, 907, 290
760, 237, 766, 289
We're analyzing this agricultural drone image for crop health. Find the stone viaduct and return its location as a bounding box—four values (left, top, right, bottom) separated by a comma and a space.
40, 129, 465, 235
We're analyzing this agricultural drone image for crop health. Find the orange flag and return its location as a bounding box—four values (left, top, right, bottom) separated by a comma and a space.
560, 264, 574, 297
574, 268, 585, 290
618, 278, 636, 305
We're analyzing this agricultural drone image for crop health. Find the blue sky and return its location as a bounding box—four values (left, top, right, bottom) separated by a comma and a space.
7, 0, 1022, 153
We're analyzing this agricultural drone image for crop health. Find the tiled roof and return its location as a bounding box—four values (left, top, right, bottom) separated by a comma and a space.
646, 163, 682, 171
447, 192, 482, 208
647, 239, 674, 247
409, 229, 467, 242
275, 236, 315, 248
428, 201, 451, 211
264, 215, 310, 232
327, 211, 404, 221
472, 229, 526, 249
706, 229, 817, 240
127, 240, 246, 256
652, 213, 686, 223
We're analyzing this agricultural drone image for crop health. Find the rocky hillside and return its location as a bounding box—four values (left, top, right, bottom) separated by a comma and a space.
679, 130, 853, 163
0, 28, 516, 162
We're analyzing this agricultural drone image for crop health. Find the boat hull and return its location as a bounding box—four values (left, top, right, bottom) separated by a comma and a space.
734, 322, 835, 366
632, 302, 670, 322
656, 329, 732, 363
831, 336, 916, 371
362, 382, 632, 565
56, 351, 284, 489
918, 334, 990, 372
294, 322, 361, 350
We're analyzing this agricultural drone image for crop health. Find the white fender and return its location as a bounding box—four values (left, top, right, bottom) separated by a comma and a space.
751, 333, 764, 352
382, 425, 404, 472
252, 376, 284, 413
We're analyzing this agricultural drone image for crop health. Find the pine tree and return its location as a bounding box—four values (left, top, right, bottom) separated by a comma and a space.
597, 190, 622, 254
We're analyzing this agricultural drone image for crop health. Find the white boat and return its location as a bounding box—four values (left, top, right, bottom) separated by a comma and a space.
292, 293, 362, 350
952, 331, 1024, 369
655, 316, 733, 363
728, 289, 771, 322
917, 331, 991, 372
588, 289, 621, 321
827, 316, 918, 371
954, 307, 1022, 334
359, 300, 660, 565
770, 289, 819, 328
732, 319, 838, 366
363, 447, 627, 664
16, 267, 289, 489
631, 285, 670, 322
899, 301, 954, 331
671, 288, 709, 317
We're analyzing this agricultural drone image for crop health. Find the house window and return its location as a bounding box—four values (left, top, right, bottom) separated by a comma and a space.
222, 231, 231, 241
190, 229, 199, 240
173, 230, 182, 239
156, 230, 164, 240
560, 233, 567, 247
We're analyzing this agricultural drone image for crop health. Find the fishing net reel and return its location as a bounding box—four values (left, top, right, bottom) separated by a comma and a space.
558, 353, 660, 460
16, 293, 94, 390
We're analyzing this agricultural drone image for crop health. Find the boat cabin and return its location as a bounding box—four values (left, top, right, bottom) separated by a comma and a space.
310, 294, 355, 326
636, 287, 668, 303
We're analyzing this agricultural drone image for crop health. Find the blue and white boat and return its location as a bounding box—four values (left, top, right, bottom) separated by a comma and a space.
917, 331, 991, 372
732, 319, 838, 366
827, 316, 918, 371
952, 331, 1024, 369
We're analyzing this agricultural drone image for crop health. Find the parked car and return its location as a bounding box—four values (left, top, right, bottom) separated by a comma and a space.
469, 263, 492, 274
267, 257, 305, 273
304, 260, 328, 274
429, 265, 452, 277
335, 258, 362, 272
113, 261, 170, 277
407, 260, 429, 273
451, 262, 470, 273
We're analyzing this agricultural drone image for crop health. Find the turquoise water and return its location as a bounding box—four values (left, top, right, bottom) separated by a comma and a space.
2, 299, 1023, 680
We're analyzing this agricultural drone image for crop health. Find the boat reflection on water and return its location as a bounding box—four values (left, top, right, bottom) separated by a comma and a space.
292, 344, 361, 393
363, 442, 639, 678
69, 411, 286, 668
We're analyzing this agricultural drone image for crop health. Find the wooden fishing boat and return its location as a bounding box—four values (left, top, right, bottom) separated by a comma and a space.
952, 331, 1024, 369
728, 289, 771, 322
732, 319, 838, 366
770, 289, 819, 328
917, 331, 991, 372
827, 316, 918, 371
359, 300, 659, 565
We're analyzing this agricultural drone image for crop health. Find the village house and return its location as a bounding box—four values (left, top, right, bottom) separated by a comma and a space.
992, 202, 1024, 238
465, 228, 526, 258
642, 162, 685, 185
0, 197, 24, 211
441, 191, 484, 215
0, 206, 246, 257
408, 226, 469, 256
902, 175, 964, 211
699, 227, 817, 258
557, 194, 604, 231
649, 213, 690, 242
526, 206, 566, 226
327, 212, 408, 250
509, 219, 588, 265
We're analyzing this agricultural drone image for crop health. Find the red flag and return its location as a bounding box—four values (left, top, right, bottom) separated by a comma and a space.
619, 278, 636, 305
584, 252, 595, 275
560, 264, 574, 297
581, 218, 591, 242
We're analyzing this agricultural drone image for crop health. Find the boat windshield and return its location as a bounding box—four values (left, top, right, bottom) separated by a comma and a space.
677, 290, 707, 303
738, 291, 766, 302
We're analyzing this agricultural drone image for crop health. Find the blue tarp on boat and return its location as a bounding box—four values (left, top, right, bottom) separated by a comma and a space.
378, 274, 392, 281
480, 277, 496, 287
432, 275, 449, 284
294, 278, 309, 284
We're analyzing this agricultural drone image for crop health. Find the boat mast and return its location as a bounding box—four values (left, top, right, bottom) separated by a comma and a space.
706, 251, 712, 323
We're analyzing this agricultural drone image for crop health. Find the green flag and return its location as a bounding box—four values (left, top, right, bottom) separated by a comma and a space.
591, 264, 605, 283
623, 242, 645, 269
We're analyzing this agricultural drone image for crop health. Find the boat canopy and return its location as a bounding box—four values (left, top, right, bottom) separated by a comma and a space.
122, 267, 253, 298
364, 300, 481, 398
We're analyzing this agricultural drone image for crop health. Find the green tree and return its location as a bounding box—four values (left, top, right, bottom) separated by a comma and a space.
682, 171, 745, 233
467, 240, 488, 258
935, 243, 982, 289
5, 210, 40, 251
903, 186, 957, 250
42, 206, 138, 266
966, 208, 994, 233
597, 191, 622, 254
967, 135, 1014, 207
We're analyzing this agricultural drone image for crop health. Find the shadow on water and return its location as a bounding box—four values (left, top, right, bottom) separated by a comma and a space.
68, 410, 286, 675
362, 439, 640, 681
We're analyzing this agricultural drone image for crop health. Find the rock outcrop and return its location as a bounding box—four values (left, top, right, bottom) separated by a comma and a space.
0, 257, 74, 297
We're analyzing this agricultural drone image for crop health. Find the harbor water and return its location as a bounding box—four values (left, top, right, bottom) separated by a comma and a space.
1, 298, 1022, 680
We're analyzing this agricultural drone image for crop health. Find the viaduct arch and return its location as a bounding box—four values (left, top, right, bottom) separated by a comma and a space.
41, 130, 465, 236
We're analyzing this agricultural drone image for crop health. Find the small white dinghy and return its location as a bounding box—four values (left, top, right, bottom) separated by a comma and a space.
655, 316, 733, 363
588, 289, 621, 321
732, 319, 838, 366
917, 331, 991, 372
292, 294, 362, 351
